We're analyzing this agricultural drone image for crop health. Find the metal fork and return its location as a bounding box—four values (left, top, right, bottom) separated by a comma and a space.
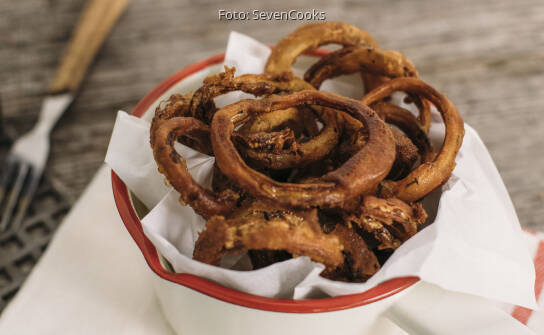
0, 0, 130, 233
0, 95, 72, 232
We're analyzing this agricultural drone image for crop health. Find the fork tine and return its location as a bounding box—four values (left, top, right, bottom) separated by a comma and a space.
0, 162, 29, 232
0, 155, 18, 205
9, 167, 41, 233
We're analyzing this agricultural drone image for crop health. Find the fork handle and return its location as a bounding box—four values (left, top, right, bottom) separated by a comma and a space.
49, 0, 131, 94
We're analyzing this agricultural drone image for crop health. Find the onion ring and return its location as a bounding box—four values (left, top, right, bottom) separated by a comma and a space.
193, 201, 380, 280
347, 195, 427, 251
388, 127, 420, 181
362, 78, 465, 202
152, 117, 239, 218
321, 222, 381, 282
236, 106, 341, 169
372, 101, 434, 162
265, 22, 378, 75
304, 45, 431, 133
193, 206, 346, 269
188, 67, 342, 169
264, 21, 383, 93
238, 105, 320, 138
371, 101, 434, 180
150, 92, 194, 149
304, 46, 418, 88
210, 90, 396, 208
410, 94, 432, 134
327, 103, 427, 182
189, 66, 313, 124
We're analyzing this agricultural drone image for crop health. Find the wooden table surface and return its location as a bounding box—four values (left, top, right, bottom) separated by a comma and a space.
1, 0, 543, 229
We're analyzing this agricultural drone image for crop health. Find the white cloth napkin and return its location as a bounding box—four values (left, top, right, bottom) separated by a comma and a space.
0, 166, 175, 335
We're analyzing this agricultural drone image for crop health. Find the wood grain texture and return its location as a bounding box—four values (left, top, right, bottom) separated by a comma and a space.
0, 0, 542, 229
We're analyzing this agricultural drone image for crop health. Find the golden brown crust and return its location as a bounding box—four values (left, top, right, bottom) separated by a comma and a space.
189, 66, 313, 124
265, 22, 384, 104
321, 223, 381, 282
152, 117, 239, 218
304, 46, 418, 88
150, 92, 194, 149
193, 203, 345, 269
410, 94, 432, 134
389, 127, 420, 181
237, 106, 341, 169
265, 22, 379, 75
193, 201, 380, 281
303, 45, 431, 133
325, 103, 429, 183
363, 78, 465, 202
372, 101, 434, 180
238, 107, 311, 136
210, 90, 396, 208
372, 101, 434, 161
347, 195, 427, 251
188, 67, 342, 169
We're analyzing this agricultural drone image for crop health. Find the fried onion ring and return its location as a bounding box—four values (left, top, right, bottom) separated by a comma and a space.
238, 106, 313, 136
193, 201, 380, 281
193, 205, 345, 269
189, 66, 313, 124
388, 128, 420, 181
188, 67, 341, 169
150, 92, 194, 149
210, 90, 396, 208
152, 117, 239, 218
264, 21, 384, 92
371, 101, 434, 180
265, 22, 379, 75
362, 78, 464, 202
321, 222, 381, 282
304, 46, 418, 88
347, 195, 427, 251
372, 101, 434, 162
236, 106, 341, 169
326, 102, 428, 182
303, 45, 431, 133
238, 105, 323, 139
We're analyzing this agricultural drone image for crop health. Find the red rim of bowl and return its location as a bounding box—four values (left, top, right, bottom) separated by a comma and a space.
111, 50, 419, 313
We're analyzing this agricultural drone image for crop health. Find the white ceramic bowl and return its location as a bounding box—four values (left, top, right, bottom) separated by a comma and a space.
112, 52, 419, 335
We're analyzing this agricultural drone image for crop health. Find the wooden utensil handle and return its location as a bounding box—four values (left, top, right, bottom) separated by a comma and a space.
49, 0, 130, 94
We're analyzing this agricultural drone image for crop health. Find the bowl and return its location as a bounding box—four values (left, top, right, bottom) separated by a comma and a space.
111, 51, 419, 335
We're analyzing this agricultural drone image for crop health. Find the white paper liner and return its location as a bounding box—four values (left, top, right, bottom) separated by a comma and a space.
105, 31, 536, 308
